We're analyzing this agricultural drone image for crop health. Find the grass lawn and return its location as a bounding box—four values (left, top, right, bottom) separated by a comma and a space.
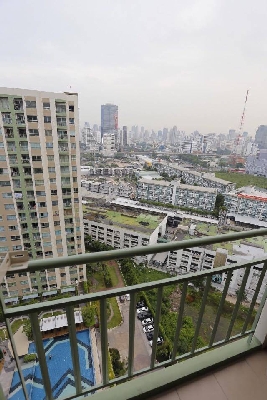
215, 172, 267, 189
41, 311, 63, 319
108, 297, 122, 329
107, 262, 119, 287
11, 318, 27, 334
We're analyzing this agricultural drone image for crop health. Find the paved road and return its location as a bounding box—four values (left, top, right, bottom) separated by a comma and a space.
108, 300, 152, 372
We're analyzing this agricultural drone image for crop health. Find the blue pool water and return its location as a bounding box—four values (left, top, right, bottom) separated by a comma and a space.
9, 330, 95, 400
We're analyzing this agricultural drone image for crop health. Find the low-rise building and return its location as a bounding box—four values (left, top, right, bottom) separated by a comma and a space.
136, 179, 217, 211
84, 206, 167, 262
225, 186, 267, 222
153, 161, 235, 193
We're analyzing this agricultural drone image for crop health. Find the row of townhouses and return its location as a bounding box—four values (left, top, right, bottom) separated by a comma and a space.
224, 187, 267, 222
81, 166, 135, 177
137, 179, 217, 211
81, 179, 134, 198
153, 161, 235, 193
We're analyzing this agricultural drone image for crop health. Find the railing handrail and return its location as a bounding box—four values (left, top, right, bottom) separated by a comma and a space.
7, 227, 267, 273
3, 255, 266, 318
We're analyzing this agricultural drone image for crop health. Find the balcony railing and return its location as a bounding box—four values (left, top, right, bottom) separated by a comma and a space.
1, 228, 267, 400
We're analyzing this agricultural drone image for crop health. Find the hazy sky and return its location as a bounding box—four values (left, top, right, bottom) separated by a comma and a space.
0, 0, 266, 135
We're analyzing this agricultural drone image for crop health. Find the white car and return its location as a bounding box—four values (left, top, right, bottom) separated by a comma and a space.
143, 324, 154, 334
149, 337, 164, 346
141, 318, 153, 326
137, 307, 149, 314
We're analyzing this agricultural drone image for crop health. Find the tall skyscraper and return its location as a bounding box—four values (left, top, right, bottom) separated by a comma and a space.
122, 126, 128, 146
255, 125, 267, 149
0, 87, 85, 299
101, 103, 118, 138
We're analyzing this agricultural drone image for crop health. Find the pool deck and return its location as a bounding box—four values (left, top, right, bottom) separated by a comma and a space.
90, 328, 102, 385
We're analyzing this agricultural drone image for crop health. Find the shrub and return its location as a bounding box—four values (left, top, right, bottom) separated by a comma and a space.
109, 348, 125, 377
23, 319, 33, 340
83, 281, 88, 294
81, 305, 95, 327
23, 353, 36, 363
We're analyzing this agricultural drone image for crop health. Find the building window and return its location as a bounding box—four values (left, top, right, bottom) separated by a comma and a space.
0, 247, 8, 252
13, 245, 22, 250
31, 143, 41, 149
43, 102, 50, 110
69, 118, 75, 125
0, 155, 6, 161
43, 242, 52, 247
52, 200, 58, 206
29, 129, 39, 136
2, 193, 12, 198
56, 239, 62, 244
26, 101, 36, 108
7, 215, 16, 220
4, 204, 14, 210
45, 130, 52, 136
70, 131, 75, 137
50, 178, 56, 184
47, 155, 54, 161
42, 233, 50, 238
58, 248, 63, 253
48, 167, 55, 173
71, 143, 76, 149
27, 115, 38, 123
44, 116, 51, 123
55, 230, 61, 236
46, 143, 53, 149
35, 180, 44, 186
20, 280, 28, 285
0, 227, 4, 232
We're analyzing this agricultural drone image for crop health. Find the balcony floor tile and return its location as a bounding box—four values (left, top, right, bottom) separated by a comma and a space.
148, 350, 267, 400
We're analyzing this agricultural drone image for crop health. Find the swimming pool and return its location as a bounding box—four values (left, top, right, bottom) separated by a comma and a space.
8, 330, 95, 400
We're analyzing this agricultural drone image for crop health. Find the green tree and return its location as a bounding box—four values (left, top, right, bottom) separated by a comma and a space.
23, 319, 33, 340
81, 305, 96, 328
109, 348, 125, 377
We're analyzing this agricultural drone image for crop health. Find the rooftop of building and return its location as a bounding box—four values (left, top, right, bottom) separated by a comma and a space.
84, 206, 166, 234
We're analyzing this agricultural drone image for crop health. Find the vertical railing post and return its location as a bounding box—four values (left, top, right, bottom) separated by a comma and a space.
172, 282, 188, 360
5, 318, 29, 400
191, 276, 211, 354
150, 286, 163, 369
128, 292, 137, 377
66, 305, 82, 395
30, 312, 53, 400
226, 266, 250, 341
100, 298, 109, 385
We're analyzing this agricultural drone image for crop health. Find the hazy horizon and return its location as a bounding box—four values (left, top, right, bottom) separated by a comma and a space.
0, 0, 266, 135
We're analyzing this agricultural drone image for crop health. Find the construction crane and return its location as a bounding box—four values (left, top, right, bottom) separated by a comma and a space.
233, 89, 250, 157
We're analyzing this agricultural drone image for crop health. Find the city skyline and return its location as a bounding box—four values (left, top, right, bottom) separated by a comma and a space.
1, 1, 267, 135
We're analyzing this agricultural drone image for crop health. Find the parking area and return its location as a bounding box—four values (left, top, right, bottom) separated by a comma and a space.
107, 300, 152, 372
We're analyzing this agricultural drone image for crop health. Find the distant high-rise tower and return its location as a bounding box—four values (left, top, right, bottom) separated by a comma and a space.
101, 104, 118, 138
255, 126, 267, 149
122, 126, 128, 146
0, 87, 85, 298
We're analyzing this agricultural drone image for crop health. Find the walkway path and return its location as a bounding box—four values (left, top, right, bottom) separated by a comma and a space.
0, 339, 16, 397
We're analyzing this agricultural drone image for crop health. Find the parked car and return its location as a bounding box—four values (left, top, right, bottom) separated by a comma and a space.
149, 336, 164, 346
146, 332, 154, 341
137, 311, 152, 320
137, 307, 149, 314
136, 301, 146, 309
143, 324, 154, 334
141, 317, 153, 326
125, 294, 130, 301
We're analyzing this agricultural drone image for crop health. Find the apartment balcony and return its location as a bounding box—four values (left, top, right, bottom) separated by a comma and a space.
1, 229, 267, 400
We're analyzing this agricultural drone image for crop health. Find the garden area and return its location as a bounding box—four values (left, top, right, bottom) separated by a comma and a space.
215, 171, 267, 189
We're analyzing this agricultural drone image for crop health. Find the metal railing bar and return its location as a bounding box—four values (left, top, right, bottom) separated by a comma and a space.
171, 282, 188, 360
30, 312, 53, 400
225, 266, 251, 341
8, 228, 267, 273
5, 318, 29, 400
191, 276, 212, 354
4, 258, 265, 318
150, 286, 163, 369
65, 306, 82, 395
128, 292, 137, 377
242, 262, 267, 334
100, 298, 109, 385
209, 271, 233, 347
248, 279, 267, 343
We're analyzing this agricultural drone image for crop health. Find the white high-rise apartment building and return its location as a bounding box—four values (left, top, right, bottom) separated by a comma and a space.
0, 88, 85, 301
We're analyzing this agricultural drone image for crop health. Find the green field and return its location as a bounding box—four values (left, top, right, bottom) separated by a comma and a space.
215, 172, 267, 189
